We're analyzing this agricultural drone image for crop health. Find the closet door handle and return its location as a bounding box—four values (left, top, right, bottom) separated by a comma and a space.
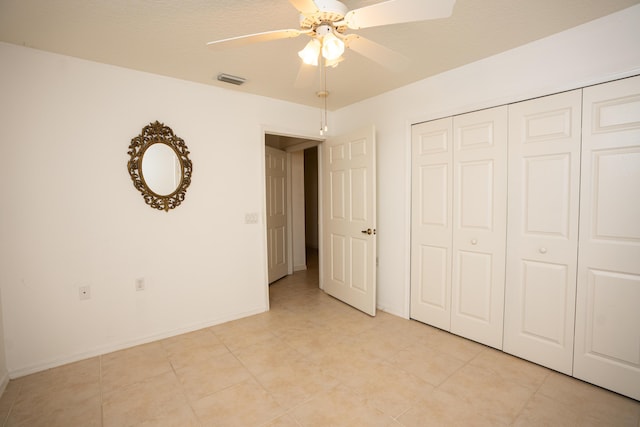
539, 247, 547, 254
470, 239, 478, 245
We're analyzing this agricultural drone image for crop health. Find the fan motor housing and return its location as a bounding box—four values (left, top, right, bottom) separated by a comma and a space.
299, 0, 348, 31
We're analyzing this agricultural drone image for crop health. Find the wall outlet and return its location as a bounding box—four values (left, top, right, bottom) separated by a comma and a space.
245, 212, 259, 224
135, 278, 145, 291
79, 286, 91, 300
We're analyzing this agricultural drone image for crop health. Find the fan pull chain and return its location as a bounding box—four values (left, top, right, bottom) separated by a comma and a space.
319, 55, 329, 136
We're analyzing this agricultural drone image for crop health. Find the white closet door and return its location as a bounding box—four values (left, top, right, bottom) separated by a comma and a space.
574, 75, 640, 400
410, 117, 453, 330
451, 106, 508, 349
503, 90, 582, 374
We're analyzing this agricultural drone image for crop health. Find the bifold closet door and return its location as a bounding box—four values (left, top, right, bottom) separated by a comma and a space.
450, 106, 507, 349
574, 75, 640, 400
410, 117, 453, 330
503, 90, 582, 374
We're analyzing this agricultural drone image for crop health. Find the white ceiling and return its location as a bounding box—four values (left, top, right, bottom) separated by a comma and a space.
1, 0, 638, 110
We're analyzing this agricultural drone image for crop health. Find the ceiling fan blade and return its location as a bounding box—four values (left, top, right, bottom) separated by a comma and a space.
288, 0, 319, 15
341, 0, 456, 30
294, 62, 319, 89
343, 34, 410, 72
207, 29, 309, 50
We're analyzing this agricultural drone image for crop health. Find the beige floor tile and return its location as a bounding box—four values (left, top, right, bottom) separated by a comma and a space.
398, 388, 509, 427
468, 348, 550, 392
419, 328, 486, 362
231, 336, 305, 377
15, 357, 100, 399
210, 321, 278, 352
6, 393, 102, 427
347, 326, 414, 361
255, 357, 339, 409
340, 358, 435, 418
304, 339, 380, 382
437, 363, 535, 425
160, 328, 229, 371
262, 413, 303, 427
536, 372, 640, 426
388, 341, 466, 386
272, 323, 343, 357
289, 383, 397, 427
175, 351, 251, 402
191, 378, 285, 426
6, 358, 102, 427
101, 341, 173, 397
513, 393, 605, 427
102, 370, 197, 427
0, 381, 20, 423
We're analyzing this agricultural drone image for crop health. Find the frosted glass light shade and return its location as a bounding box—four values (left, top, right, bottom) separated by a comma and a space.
322, 32, 344, 61
298, 39, 321, 66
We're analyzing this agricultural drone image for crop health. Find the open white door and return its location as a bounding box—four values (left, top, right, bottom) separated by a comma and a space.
265, 146, 288, 283
322, 126, 377, 316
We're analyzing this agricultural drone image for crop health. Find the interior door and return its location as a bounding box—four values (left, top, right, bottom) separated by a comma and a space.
503, 90, 582, 374
450, 106, 508, 350
574, 75, 640, 400
266, 146, 288, 283
410, 117, 453, 330
322, 126, 377, 316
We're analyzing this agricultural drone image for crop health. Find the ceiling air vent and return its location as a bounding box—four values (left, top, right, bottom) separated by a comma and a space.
217, 73, 246, 86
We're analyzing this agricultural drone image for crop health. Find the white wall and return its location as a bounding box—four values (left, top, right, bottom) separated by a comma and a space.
333, 5, 640, 318
0, 42, 320, 377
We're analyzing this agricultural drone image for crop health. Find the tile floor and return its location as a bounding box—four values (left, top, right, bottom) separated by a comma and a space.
0, 252, 639, 426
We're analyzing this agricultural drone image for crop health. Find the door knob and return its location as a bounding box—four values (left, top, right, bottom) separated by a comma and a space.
471, 239, 478, 245
361, 228, 375, 235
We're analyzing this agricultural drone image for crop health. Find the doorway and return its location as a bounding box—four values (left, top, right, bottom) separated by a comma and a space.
264, 133, 320, 286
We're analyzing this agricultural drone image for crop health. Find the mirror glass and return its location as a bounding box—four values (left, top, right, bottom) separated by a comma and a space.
141, 143, 181, 196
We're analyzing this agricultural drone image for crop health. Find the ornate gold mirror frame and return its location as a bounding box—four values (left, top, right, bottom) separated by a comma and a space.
127, 121, 193, 211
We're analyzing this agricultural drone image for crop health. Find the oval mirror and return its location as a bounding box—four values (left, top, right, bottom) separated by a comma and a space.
127, 121, 193, 211
141, 143, 182, 196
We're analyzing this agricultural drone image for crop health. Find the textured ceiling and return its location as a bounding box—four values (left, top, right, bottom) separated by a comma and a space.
1, 0, 638, 110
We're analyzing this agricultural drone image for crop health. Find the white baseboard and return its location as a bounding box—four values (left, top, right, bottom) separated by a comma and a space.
293, 264, 307, 272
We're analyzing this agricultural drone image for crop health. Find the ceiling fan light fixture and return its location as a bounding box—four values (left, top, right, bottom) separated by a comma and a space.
324, 56, 344, 68
321, 31, 344, 61
298, 38, 321, 66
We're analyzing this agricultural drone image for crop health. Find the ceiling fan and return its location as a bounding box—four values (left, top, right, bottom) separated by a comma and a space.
206, 0, 457, 71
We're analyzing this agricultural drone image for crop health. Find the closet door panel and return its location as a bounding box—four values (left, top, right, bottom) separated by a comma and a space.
575, 75, 640, 400
451, 106, 507, 349
504, 90, 581, 374
411, 118, 454, 330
